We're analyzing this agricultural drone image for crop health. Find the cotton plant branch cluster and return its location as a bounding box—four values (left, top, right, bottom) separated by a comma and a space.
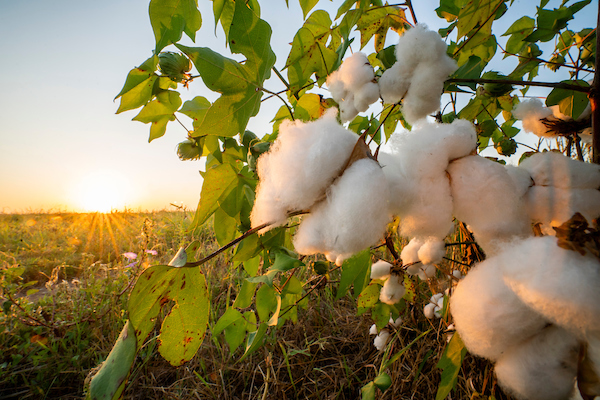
249, 22, 600, 398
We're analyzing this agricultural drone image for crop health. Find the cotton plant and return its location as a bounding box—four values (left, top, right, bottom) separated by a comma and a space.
423, 293, 446, 319
370, 315, 403, 351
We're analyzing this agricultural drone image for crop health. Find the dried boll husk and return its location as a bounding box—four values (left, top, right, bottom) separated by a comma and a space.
450, 254, 548, 361
494, 325, 579, 400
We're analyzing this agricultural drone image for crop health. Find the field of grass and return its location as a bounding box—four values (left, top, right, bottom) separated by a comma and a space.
0, 211, 507, 400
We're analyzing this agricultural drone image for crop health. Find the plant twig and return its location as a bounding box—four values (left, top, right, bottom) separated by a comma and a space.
446, 78, 591, 93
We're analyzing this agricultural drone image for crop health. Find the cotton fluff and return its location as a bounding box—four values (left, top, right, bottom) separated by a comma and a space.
373, 330, 391, 351
326, 52, 379, 122
251, 109, 358, 231
448, 155, 530, 255
504, 164, 533, 198
369, 324, 378, 335
424, 293, 445, 319
379, 24, 457, 124
500, 236, 600, 337
293, 158, 392, 264
512, 99, 554, 137
450, 254, 548, 361
525, 186, 600, 234
386, 120, 477, 239
494, 326, 579, 400
379, 274, 405, 305
371, 260, 392, 280
519, 152, 600, 189
406, 263, 436, 280
417, 238, 446, 265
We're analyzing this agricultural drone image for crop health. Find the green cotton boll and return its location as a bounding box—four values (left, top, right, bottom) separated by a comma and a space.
481, 71, 513, 97
158, 52, 192, 81
494, 137, 517, 156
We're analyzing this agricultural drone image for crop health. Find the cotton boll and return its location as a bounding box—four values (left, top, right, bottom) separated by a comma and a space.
500, 236, 600, 337
504, 164, 533, 198
339, 96, 359, 122
525, 186, 600, 231
374, 330, 391, 351
326, 69, 347, 101
452, 270, 463, 279
519, 152, 600, 189
391, 316, 403, 327
378, 63, 409, 104
401, 238, 424, 264
371, 260, 392, 280
417, 264, 436, 280
494, 326, 579, 400
293, 158, 392, 259
369, 324, 378, 335
354, 81, 380, 112
338, 52, 374, 92
424, 303, 436, 319
417, 238, 446, 265
380, 274, 405, 305
450, 255, 548, 361
377, 151, 413, 216
448, 155, 530, 255
251, 109, 358, 231
513, 99, 555, 137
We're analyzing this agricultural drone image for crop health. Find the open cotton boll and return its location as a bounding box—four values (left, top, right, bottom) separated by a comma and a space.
374, 330, 391, 351
377, 151, 413, 216
494, 326, 579, 400
424, 303, 437, 319
519, 152, 600, 189
525, 186, 600, 233
417, 238, 446, 265
450, 255, 548, 361
504, 164, 533, 198
500, 236, 600, 337
448, 155, 530, 255
380, 274, 405, 305
369, 324, 378, 335
337, 52, 374, 92
293, 158, 392, 261
371, 260, 392, 280
379, 63, 409, 104
401, 238, 424, 264
339, 96, 360, 122
251, 109, 358, 231
326, 69, 347, 102
513, 98, 554, 137
354, 82, 380, 112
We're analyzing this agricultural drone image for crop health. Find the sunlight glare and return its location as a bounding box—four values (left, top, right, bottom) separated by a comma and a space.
74, 170, 131, 213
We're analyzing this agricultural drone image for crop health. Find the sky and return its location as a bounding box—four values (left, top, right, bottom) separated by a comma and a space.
0, 0, 596, 213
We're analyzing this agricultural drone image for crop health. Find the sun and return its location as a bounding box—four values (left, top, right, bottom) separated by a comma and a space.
74, 170, 132, 213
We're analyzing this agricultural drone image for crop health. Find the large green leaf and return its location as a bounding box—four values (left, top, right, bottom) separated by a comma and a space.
300, 0, 320, 19
128, 265, 210, 366
435, 333, 467, 400
176, 0, 275, 137
132, 90, 182, 142
502, 16, 535, 56
457, 0, 503, 40
336, 250, 371, 300
356, 6, 408, 52
192, 163, 239, 228
546, 80, 590, 120
115, 57, 159, 114
149, 0, 202, 53
86, 321, 137, 400
179, 96, 211, 130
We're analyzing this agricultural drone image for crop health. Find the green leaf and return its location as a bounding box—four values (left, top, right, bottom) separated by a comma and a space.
176, 0, 275, 137
149, 0, 202, 53
546, 80, 590, 120
213, 0, 235, 40
372, 302, 392, 330
233, 234, 261, 263
360, 382, 376, 400
87, 321, 137, 400
435, 333, 467, 400
376, 45, 397, 69
435, 0, 462, 22
128, 265, 209, 366
214, 208, 238, 246
192, 163, 238, 228
356, 6, 408, 52
116, 57, 159, 114
213, 308, 244, 336
525, 5, 578, 43
373, 372, 392, 391
357, 283, 381, 315
256, 284, 278, 322
243, 255, 261, 276
452, 56, 483, 90
336, 250, 371, 300
457, 0, 503, 39
299, 0, 320, 19
240, 322, 267, 361
233, 280, 258, 308
213, 309, 249, 353
270, 251, 304, 272
132, 90, 182, 142
179, 96, 211, 132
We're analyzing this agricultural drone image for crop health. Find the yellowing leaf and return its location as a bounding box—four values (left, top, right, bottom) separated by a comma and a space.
356, 6, 408, 52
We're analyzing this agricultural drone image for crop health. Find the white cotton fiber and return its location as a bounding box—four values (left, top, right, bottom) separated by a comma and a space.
371, 260, 392, 280
377, 151, 413, 216
354, 82, 380, 112
251, 109, 358, 231
292, 158, 392, 263
417, 238, 446, 265
519, 152, 600, 189
379, 274, 405, 305
369, 324, 378, 335
450, 255, 548, 361
504, 164, 533, 198
400, 237, 423, 264
500, 236, 600, 337
378, 24, 456, 123
373, 330, 391, 351
513, 99, 554, 137
448, 155, 530, 255
494, 326, 579, 400
525, 186, 600, 232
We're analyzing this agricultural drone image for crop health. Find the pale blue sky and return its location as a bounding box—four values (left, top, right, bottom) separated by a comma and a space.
0, 0, 595, 212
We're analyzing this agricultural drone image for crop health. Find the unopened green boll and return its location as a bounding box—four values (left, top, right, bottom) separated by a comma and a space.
158, 52, 192, 82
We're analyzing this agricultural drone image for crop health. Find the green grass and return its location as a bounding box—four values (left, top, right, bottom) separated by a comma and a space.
0, 211, 505, 400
